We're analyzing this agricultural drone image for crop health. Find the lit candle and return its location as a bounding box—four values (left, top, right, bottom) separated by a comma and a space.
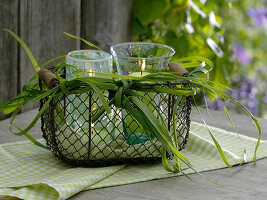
125, 58, 153, 145
88, 68, 95, 77
129, 59, 149, 77
141, 59, 146, 76
91, 104, 97, 130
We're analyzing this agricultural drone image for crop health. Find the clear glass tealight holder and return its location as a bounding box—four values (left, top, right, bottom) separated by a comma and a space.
110, 42, 175, 75
66, 50, 113, 133
110, 42, 175, 145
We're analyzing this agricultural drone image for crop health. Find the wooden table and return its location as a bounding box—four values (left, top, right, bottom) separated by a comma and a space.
0, 108, 266, 200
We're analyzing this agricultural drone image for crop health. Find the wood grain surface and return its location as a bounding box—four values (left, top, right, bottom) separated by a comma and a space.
81, 0, 133, 50
0, 0, 19, 119
0, 0, 133, 120
19, 0, 80, 112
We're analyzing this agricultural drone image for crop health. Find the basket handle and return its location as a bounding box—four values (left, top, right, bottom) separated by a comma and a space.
39, 68, 60, 88
169, 62, 189, 77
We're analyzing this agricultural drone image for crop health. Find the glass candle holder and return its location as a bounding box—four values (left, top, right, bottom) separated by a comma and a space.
110, 42, 175, 145
66, 50, 113, 79
66, 50, 113, 133
110, 42, 175, 75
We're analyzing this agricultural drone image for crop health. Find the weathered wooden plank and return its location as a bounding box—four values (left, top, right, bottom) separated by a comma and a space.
0, 0, 19, 120
19, 0, 81, 111
81, 0, 133, 50
1, 0, 133, 120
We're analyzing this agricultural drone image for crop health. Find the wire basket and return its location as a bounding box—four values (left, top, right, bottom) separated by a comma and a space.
39, 69, 192, 167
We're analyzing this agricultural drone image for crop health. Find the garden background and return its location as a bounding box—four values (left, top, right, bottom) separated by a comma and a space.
0, 0, 266, 120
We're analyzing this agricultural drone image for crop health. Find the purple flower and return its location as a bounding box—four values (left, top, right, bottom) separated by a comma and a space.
202, 95, 226, 111
263, 95, 267, 103
236, 77, 259, 115
247, 7, 267, 27
245, 98, 259, 116
202, 95, 209, 105
263, 81, 267, 103
239, 77, 258, 99
209, 98, 229, 111
230, 90, 239, 99
203, 76, 260, 116
233, 43, 251, 66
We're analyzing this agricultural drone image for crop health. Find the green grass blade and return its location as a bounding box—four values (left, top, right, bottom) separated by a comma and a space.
173, 96, 185, 144
2, 29, 40, 72
203, 91, 210, 116
115, 87, 123, 107
75, 77, 118, 91
128, 96, 191, 164
64, 32, 102, 51
2, 106, 20, 114
15, 125, 48, 149
172, 97, 183, 173
130, 96, 172, 142
180, 62, 200, 68
193, 96, 232, 168
78, 78, 111, 114
9, 90, 57, 136
172, 56, 213, 72
162, 148, 176, 172
93, 72, 143, 80
218, 98, 239, 135
253, 122, 261, 162
135, 87, 194, 96
40, 55, 66, 68
59, 83, 71, 95
193, 79, 261, 161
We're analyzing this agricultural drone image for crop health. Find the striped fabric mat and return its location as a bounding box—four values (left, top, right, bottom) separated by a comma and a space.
0, 122, 266, 200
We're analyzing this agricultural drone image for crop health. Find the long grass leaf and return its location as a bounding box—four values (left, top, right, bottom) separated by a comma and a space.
192, 79, 261, 161
173, 96, 184, 173
15, 125, 48, 149
130, 96, 173, 142
78, 78, 111, 114
162, 148, 175, 172
172, 56, 213, 71
2, 29, 40, 72
64, 32, 102, 51
218, 98, 239, 135
40, 55, 66, 68
93, 72, 143, 80
203, 91, 210, 116
128, 97, 191, 164
9, 90, 57, 136
193, 96, 232, 168
135, 87, 194, 96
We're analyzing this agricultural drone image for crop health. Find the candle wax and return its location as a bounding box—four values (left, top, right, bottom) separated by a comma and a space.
128, 72, 150, 77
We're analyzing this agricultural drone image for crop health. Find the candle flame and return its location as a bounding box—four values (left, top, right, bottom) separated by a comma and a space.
92, 104, 97, 111
89, 68, 95, 77
141, 59, 146, 71
138, 59, 142, 66
91, 123, 94, 130
91, 104, 97, 130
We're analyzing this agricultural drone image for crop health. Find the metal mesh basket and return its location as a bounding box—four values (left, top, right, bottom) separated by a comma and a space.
39, 71, 192, 167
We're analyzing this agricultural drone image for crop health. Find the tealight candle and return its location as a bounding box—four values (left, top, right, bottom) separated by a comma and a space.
66, 50, 113, 133
111, 42, 175, 145
128, 59, 149, 77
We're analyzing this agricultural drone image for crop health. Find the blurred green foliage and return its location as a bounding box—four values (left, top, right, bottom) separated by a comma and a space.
132, 0, 267, 117
133, 0, 233, 89
219, 0, 267, 117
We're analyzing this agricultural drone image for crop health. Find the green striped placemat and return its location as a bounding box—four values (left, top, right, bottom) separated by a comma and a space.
0, 122, 266, 200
